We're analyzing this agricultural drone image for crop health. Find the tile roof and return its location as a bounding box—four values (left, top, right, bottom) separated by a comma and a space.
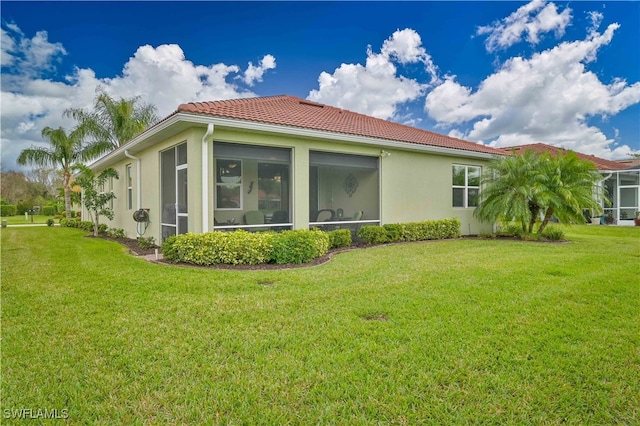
177, 95, 504, 156
502, 143, 629, 171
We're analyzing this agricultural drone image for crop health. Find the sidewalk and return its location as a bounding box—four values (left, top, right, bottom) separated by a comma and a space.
3, 223, 53, 227
141, 252, 164, 262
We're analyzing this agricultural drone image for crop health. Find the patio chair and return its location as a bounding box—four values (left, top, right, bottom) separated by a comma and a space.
313, 209, 335, 231
314, 209, 335, 222
244, 210, 267, 231
271, 210, 289, 231
350, 210, 364, 234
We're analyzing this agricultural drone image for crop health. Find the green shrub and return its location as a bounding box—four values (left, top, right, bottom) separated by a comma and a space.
161, 236, 181, 262
42, 205, 56, 216
71, 210, 77, 218
60, 218, 80, 227
271, 229, 329, 264
78, 221, 94, 232
46, 218, 55, 227
16, 202, 31, 215
542, 225, 565, 241
137, 236, 157, 249
220, 231, 275, 265
382, 223, 404, 242
499, 223, 523, 237
0, 204, 17, 216
163, 220, 459, 266
163, 231, 277, 266
357, 225, 389, 245
327, 229, 352, 249
98, 223, 108, 235
106, 228, 126, 238
361, 218, 461, 244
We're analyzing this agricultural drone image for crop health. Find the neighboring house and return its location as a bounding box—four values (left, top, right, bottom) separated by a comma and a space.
505, 143, 640, 226
88, 95, 507, 241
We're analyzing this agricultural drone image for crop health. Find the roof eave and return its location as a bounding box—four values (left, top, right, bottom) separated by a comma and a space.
89, 112, 503, 170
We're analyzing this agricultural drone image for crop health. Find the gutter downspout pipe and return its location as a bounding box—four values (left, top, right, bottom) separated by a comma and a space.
124, 150, 142, 236
202, 123, 215, 233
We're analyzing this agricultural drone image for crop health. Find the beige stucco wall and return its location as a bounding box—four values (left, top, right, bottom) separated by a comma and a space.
380, 148, 493, 234
94, 124, 494, 241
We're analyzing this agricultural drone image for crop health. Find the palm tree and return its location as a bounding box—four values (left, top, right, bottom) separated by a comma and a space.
17, 127, 107, 218
474, 149, 543, 233
535, 151, 605, 234
475, 149, 607, 235
64, 87, 159, 152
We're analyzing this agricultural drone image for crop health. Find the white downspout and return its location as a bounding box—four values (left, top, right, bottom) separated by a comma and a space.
124, 150, 142, 236
202, 123, 215, 232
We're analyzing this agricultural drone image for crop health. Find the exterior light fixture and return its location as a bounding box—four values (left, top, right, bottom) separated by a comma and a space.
380, 150, 391, 158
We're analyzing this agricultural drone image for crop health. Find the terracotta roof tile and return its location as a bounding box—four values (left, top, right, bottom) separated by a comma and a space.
177, 95, 504, 156
503, 143, 629, 170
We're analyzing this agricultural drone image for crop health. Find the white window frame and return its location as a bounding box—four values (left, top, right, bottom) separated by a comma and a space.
215, 158, 243, 210
452, 165, 481, 208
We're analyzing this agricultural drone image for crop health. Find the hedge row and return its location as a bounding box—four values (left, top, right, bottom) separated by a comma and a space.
357, 218, 462, 245
0, 205, 17, 216
59, 218, 108, 234
162, 229, 330, 266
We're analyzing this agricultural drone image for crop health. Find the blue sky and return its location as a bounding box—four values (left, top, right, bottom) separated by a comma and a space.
2, 1, 639, 171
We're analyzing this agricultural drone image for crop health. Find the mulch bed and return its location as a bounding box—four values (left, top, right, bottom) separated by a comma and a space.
90, 235, 159, 256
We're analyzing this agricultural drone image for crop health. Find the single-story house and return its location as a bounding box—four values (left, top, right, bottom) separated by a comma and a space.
506, 143, 640, 225
87, 95, 509, 241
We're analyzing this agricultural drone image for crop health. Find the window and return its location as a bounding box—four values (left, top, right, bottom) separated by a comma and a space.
126, 164, 133, 210
215, 159, 243, 209
452, 165, 481, 208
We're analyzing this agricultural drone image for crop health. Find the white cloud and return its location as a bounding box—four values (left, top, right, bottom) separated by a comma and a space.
242, 54, 276, 86
477, 0, 572, 53
307, 28, 438, 120
1, 27, 17, 67
0, 23, 276, 171
426, 22, 640, 160
1, 24, 66, 76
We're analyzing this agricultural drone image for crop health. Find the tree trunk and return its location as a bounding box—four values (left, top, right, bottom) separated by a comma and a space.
538, 208, 555, 234
527, 201, 540, 234
63, 170, 72, 218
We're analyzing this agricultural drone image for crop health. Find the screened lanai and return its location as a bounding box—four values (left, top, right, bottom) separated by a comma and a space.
600, 167, 640, 225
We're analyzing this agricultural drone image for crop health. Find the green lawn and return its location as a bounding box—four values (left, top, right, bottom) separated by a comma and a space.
2, 225, 639, 424
1, 214, 56, 225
